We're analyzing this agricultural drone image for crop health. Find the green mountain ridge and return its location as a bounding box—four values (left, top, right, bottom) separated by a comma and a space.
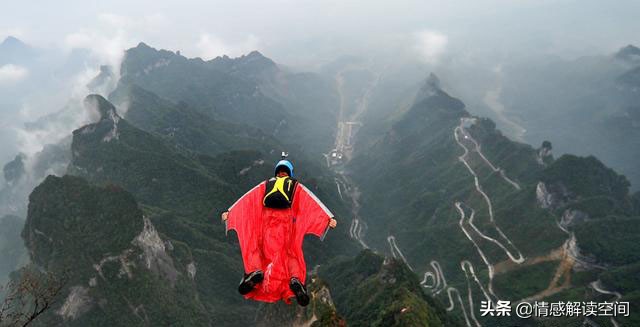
347, 75, 640, 326
118, 43, 289, 137
316, 250, 462, 327
14, 91, 367, 325
109, 84, 279, 156
116, 42, 340, 156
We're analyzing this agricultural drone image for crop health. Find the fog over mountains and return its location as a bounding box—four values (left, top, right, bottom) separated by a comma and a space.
1, 2, 640, 326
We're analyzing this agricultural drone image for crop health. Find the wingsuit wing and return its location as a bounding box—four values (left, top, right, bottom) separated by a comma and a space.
226, 181, 265, 273
291, 183, 334, 240
225, 180, 334, 303
286, 183, 333, 287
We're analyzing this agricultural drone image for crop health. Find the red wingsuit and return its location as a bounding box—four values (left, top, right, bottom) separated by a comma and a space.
226, 181, 333, 303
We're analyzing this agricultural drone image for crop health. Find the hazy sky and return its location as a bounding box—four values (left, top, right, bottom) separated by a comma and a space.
2, 0, 640, 66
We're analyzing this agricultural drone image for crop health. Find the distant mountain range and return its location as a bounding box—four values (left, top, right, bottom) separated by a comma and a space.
117, 43, 340, 156
491, 44, 640, 190
0, 36, 38, 65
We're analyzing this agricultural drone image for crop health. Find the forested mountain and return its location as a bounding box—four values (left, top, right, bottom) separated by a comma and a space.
116, 43, 340, 156
349, 74, 640, 326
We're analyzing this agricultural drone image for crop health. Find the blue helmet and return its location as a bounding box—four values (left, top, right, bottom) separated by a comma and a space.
274, 160, 294, 177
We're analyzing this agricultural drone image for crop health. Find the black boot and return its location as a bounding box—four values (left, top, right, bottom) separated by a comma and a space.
289, 277, 310, 307
238, 270, 264, 295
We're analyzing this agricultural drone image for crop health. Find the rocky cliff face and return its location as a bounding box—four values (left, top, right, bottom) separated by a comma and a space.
22, 175, 209, 326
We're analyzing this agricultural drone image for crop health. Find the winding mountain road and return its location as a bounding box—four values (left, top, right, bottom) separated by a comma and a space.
461, 261, 483, 327
417, 117, 533, 326
327, 65, 384, 249
455, 202, 497, 300
590, 280, 622, 327
458, 118, 521, 191
454, 119, 525, 263
391, 116, 530, 326
421, 260, 448, 295
387, 235, 414, 271
446, 287, 473, 327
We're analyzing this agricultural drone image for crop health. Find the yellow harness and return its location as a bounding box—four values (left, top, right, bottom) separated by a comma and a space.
263, 177, 294, 206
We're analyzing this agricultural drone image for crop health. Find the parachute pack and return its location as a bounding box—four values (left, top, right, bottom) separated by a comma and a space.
263, 176, 297, 208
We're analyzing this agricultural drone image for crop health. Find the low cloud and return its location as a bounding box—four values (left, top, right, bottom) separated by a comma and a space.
414, 30, 448, 64
4, 12, 166, 167
0, 27, 27, 40
0, 64, 28, 84
196, 33, 260, 59
63, 13, 169, 76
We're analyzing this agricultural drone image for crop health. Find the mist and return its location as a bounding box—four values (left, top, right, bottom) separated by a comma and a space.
4, 0, 640, 62
2, 0, 640, 187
